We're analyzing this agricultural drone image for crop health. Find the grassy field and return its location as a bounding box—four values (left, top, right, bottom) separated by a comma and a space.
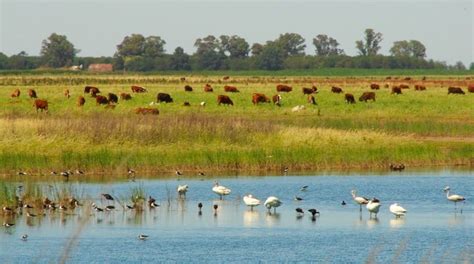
0, 74, 473, 176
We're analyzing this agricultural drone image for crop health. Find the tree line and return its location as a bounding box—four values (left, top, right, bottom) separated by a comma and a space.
0, 29, 472, 71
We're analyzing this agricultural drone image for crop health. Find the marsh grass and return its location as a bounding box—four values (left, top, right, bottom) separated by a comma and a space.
0, 74, 472, 174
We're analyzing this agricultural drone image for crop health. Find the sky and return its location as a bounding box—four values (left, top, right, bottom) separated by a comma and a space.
0, 0, 473, 65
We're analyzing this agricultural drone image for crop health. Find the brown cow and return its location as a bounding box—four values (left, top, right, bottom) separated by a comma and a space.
217, 95, 233, 106
157, 93, 173, 103
302, 86, 318, 94
223, 76, 230, 80
11, 89, 20, 98
307, 95, 317, 105
276, 84, 292, 92
370, 83, 380, 90
404, 77, 412, 81
224, 85, 239, 92
467, 84, 474, 93
96, 95, 109, 105
252, 93, 270, 105
448, 87, 465, 95
331, 86, 343, 93
64, 89, 70, 98
414, 84, 426, 91
391, 86, 402, 95
204, 84, 213, 92
77, 96, 85, 107
135, 108, 159, 115
131, 85, 147, 93
28, 89, 37, 98
108, 93, 118, 104
272, 94, 282, 106
90, 87, 100, 97
399, 84, 409, 89
359, 92, 376, 102
34, 99, 48, 113
84, 86, 98, 94
184, 85, 193, 92
120, 93, 132, 100
345, 93, 355, 104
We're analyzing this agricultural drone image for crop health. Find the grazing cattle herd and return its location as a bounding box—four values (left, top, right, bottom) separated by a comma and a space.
5, 76, 473, 115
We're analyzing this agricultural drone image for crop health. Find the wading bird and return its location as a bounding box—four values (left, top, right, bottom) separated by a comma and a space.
148, 196, 159, 208
212, 182, 231, 200
264, 196, 282, 213
177, 185, 189, 197
243, 195, 261, 210
389, 203, 407, 218
366, 198, 381, 219
351, 190, 369, 212
444, 186, 465, 210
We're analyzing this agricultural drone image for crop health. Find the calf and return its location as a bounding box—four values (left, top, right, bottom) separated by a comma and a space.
276, 84, 292, 92
34, 99, 48, 113
84, 86, 98, 94
204, 84, 213, 92
157, 93, 173, 103
331, 86, 343, 93
28, 89, 37, 98
307, 95, 317, 105
272, 94, 282, 106
120, 93, 132, 100
95, 95, 109, 105
370, 83, 380, 90
11, 89, 20, 98
217, 95, 233, 106
345, 93, 355, 104
414, 84, 426, 91
77, 96, 85, 107
302, 86, 318, 95
64, 89, 70, 98
359, 92, 376, 102
223, 76, 230, 80
448, 87, 465, 95
108, 93, 118, 104
90, 87, 100, 97
135, 107, 159, 115
184, 85, 193, 92
224, 85, 239, 93
252, 93, 270, 105
391, 86, 402, 95
467, 84, 474, 93
131, 85, 147, 93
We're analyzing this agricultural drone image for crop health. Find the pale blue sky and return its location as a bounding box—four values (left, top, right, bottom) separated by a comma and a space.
0, 0, 472, 65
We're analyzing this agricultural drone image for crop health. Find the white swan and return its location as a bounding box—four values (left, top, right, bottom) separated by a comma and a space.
366, 198, 381, 218
389, 203, 407, 218
177, 185, 189, 197
243, 194, 261, 210
351, 190, 369, 212
264, 196, 282, 213
444, 186, 465, 209
212, 182, 231, 200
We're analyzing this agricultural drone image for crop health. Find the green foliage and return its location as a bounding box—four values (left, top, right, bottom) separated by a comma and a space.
275, 33, 306, 56
169, 47, 191, 70
40, 33, 78, 67
470, 62, 474, 70
220, 35, 250, 58
390, 40, 426, 58
313, 34, 344, 56
356, 29, 383, 56
0, 52, 8, 69
255, 41, 285, 70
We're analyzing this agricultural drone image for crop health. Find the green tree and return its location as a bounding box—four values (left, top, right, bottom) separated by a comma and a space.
40, 33, 78, 67
219, 35, 249, 58
251, 43, 264, 56
390, 40, 426, 59
116, 34, 146, 57
169, 47, 191, 70
0, 52, 8, 69
470, 62, 474, 70
452, 61, 466, 70
194, 35, 225, 70
312, 34, 344, 56
275, 33, 306, 56
143, 36, 166, 58
355, 29, 383, 56
256, 41, 285, 70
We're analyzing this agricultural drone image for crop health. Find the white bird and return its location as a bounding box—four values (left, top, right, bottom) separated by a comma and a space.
444, 186, 465, 210
243, 194, 261, 210
212, 182, 231, 200
177, 185, 189, 197
389, 203, 407, 218
264, 196, 282, 213
366, 198, 381, 219
351, 190, 369, 212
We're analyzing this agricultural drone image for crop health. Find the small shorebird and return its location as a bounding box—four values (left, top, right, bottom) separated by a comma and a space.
175, 170, 183, 177
294, 196, 303, 201
75, 169, 84, 175
3, 223, 15, 227
105, 205, 115, 211
138, 234, 149, 240
21, 234, 28, 241
17, 171, 27, 176
308, 208, 320, 221
213, 204, 218, 215
300, 185, 308, 191
26, 212, 37, 218
295, 208, 304, 215
198, 203, 203, 214
341, 200, 347, 206
102, 193, 114, 201
148, 196, 159, 208
198, 171, 205, 176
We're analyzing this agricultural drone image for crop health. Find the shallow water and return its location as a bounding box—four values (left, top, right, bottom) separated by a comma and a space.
1, 170, 473, 263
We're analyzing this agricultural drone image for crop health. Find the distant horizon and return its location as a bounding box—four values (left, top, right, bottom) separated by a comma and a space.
1, 0, 473, 65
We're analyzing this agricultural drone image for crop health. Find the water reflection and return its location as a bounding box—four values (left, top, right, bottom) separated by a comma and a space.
265, 212, 281, 227
389, 218, 406, 229
366, 218, 379, 229
243, 210, 260, 227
